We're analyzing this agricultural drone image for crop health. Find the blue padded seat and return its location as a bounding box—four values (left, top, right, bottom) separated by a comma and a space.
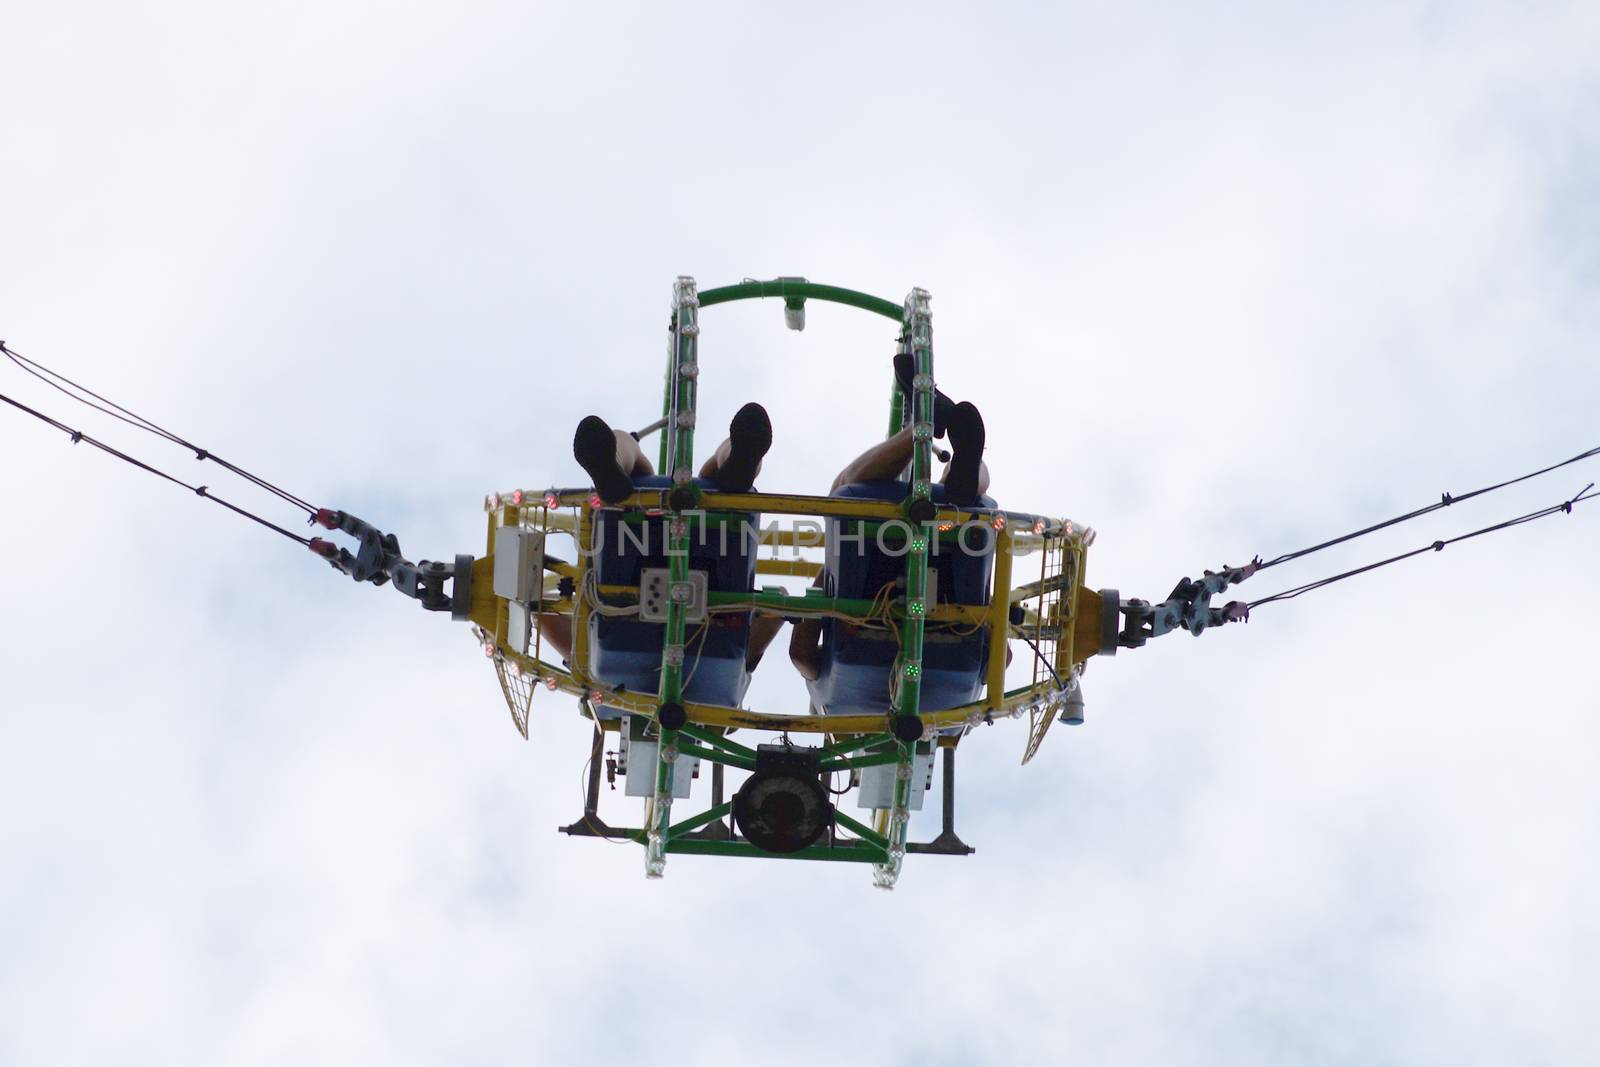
805, 480, 997, 715
586, 476, 759, 708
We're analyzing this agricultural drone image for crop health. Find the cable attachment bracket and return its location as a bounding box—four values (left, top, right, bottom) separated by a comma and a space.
1117, 556, 1260, 649
307, 508, 474, 618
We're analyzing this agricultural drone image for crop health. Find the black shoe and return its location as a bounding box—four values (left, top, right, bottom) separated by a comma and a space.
893, 352, 955, 439
573, 415, 634, 504
942, 401, 986, 506
711, 402, 772, 492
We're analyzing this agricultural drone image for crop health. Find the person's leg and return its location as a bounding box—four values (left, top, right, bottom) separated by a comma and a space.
939, 457, 991, 497
574, 416, 654, 503
893, 353, 956, 438
889, 352, 987, 503
613, 430, 654, 477
828, 413, 989, 502
941, 402, 989, 500
697, 445, 725, 480
830, 427, 915, 493
695, 402, 771, 492
745, 612, 785, 671
785, 570, 827, 680
939, 401, 987, 505
788, 617, 823, 681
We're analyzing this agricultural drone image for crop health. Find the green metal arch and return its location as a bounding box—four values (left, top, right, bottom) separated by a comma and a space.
697, 280, 904, 322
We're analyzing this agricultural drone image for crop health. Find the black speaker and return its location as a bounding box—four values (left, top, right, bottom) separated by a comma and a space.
732, 744, 834, 854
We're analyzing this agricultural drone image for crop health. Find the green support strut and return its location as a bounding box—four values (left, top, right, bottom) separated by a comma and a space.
645, 275, 702, 879
875, 287, 936, 889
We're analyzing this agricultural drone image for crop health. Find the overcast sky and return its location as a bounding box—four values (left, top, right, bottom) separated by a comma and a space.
3, 3, 1598, 1064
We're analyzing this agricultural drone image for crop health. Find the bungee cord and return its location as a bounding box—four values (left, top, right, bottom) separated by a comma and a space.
1, 341, 317, 516
1249, 480, 1596, 610
1258, 440, 1600, 570
0, 389, 314, 547
1, 342, 321, 548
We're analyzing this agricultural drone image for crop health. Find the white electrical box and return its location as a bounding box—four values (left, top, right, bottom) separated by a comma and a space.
493, 527, 544, 602
621, 735, 697, 799
856, 748, 935, 810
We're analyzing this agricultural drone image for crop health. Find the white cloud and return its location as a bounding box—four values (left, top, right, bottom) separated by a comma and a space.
2, 3, 1597, 1064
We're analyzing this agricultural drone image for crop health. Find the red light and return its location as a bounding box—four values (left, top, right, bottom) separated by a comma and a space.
992, 514, 1007, 531
483, 643, 497, 658
511, 489, 524, 506
588, 492, 603, 509
543, 675, 560, 691
544, 492, 560, 509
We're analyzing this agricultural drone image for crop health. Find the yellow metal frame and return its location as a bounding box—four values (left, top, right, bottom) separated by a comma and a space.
474, 490, 1097, 743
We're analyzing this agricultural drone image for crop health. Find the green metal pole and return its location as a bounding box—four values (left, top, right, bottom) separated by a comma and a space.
669, 801, 734, 837
666, 839, 889, 864
658, 322, 674, 471
706, 589, 882, 616
819, 750, 904, 774
645, 275, 703, 879
697, 279, 903, 321
877, 286, 937, 890
887, 293, 912, 440
673, 741, 757, 772
677, 723, 759, 760
816, 732, 895, 760
831, 808, 893, 852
